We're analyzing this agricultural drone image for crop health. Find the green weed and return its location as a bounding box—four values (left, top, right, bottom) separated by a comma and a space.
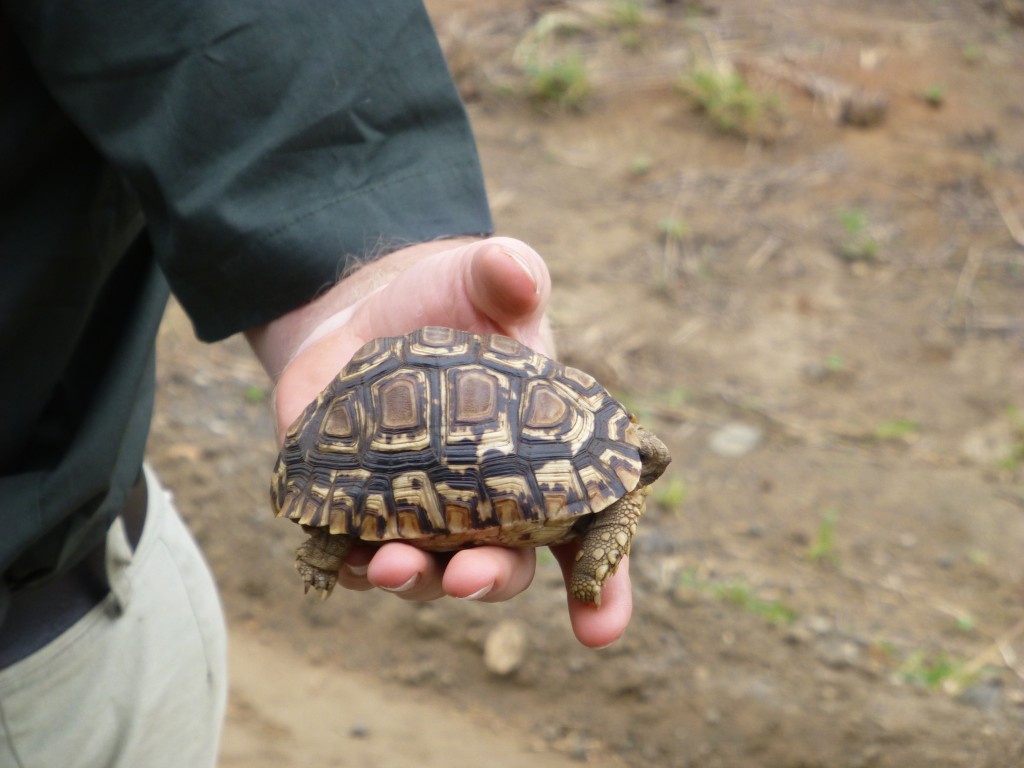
824, 353, 845, 373
837, 208, 879, 262
630, 155, 653, 176
807, 506, 840, 565
653, 474, 687, 512
899, 651, 974, 691
678, 68, 784, 141
663, 385, 689, 409
608, 0, 646, 49
998, 405, 1024, 472
609, 0, 645, 28
658, 216, 690, 243
525, 54, 590, 110
954, 614, 977, 634
922, 84, 945, 108
244, 384, 268, 403
536, 548, 558, 568
874, 418, 920, 442
961, 44, 982, 64
714, 582, 798, 625
680, 571, 798, 625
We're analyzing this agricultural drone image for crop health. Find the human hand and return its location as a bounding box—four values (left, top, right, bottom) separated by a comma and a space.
246, 237, 632, 647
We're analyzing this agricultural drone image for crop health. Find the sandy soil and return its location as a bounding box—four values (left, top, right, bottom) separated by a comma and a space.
149, 2, 1024, 766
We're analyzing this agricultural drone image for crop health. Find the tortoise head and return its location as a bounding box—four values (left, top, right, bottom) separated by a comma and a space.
635, 426, 671, 487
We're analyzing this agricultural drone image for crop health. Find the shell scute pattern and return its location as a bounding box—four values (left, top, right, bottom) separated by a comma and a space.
272, 327, 638, 548
274, 326, 674, 605
272, 327, 644, 550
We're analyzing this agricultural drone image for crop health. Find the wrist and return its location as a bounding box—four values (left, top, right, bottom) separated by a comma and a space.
245, 236, 479, 381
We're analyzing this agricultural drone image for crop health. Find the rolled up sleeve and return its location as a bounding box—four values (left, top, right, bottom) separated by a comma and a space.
8, 0, 492, 340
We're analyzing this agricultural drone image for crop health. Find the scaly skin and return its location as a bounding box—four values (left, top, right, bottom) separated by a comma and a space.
296, 527, 354, 599
570, 486, 647, 607
571, 425, 670, 606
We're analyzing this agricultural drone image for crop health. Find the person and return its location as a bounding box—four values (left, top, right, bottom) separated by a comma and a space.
0, 3, 633, 766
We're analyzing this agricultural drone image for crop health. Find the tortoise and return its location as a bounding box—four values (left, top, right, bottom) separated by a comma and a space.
271, 326, 671, 606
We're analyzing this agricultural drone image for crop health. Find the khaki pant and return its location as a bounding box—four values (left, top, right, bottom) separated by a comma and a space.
0, 466, 227, 768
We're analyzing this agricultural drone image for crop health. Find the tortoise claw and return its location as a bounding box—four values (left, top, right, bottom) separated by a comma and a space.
295, 530, 353, 599
296, 559, 338, 599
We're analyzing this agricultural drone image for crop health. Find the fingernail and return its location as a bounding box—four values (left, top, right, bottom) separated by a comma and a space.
502, 248, 540, 295
344, 563, 368, 578
458, 584, 494, 601
379, 574, 420, 593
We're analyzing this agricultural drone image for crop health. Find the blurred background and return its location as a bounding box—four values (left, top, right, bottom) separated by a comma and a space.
150, 2, 1024, 766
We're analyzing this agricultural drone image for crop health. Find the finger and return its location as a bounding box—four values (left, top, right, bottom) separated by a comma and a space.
361, 237, 552, 353
333, 544, 377, 592
552, 544, 634, 648
365, 542, 447, 601
464, 238, 553, 353
441, 546, 536, 602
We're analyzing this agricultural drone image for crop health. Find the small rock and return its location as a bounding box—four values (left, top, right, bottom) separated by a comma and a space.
541, 724, 566, 742
708, 422, 763, 457
849, 744, 882, 768
960, 420, 1016, 466
806, 614, 834, 635
567, 735, 588, 762
412, 604, 446, 638
817, 637, 860, 670
484, 619, 527, 676
783, 624, 814, 646
743, 523, 766, 538
957, 678, 1004, 712
349, 723, 370, 739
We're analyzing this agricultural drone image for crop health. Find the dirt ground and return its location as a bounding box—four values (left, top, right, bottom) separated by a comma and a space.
148, 2, 1024, 766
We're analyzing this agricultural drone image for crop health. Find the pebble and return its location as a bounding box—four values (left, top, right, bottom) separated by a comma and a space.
806, 614, 834, 636
960, 420, 1016, 466
412, 604, 446, 638
957, 678, 1004, 712
817, 638, 861, 670
708, 422, 763, 457
483, 619, 527, 676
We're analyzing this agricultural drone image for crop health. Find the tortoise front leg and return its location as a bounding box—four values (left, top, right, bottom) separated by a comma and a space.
296, 527, 355, 599
571, 486, 648, 607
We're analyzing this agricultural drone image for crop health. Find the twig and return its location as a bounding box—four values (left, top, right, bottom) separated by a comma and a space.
696, 23, 732, 76
740, 56, 888, 127
1000, 641, 1024, 685
953, 246, 985, 303
988, 184, 1024, 249
746, 235, 783, 272
957, 617, 1024, 686
947, 245, 985, 329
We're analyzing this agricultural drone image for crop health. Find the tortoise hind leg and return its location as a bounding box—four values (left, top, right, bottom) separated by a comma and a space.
571, 486, 648, 607
296, 527, 355, 599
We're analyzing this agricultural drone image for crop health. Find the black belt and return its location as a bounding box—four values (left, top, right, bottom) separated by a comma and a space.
0, 474, 147, 669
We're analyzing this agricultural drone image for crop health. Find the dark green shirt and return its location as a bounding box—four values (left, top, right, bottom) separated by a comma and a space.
0, 2, 492, 617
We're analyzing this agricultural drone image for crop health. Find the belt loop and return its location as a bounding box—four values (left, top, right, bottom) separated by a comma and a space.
104, 518, 134, 616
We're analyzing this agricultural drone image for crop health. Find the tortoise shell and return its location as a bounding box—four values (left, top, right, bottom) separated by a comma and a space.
271, 326, 642, 550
